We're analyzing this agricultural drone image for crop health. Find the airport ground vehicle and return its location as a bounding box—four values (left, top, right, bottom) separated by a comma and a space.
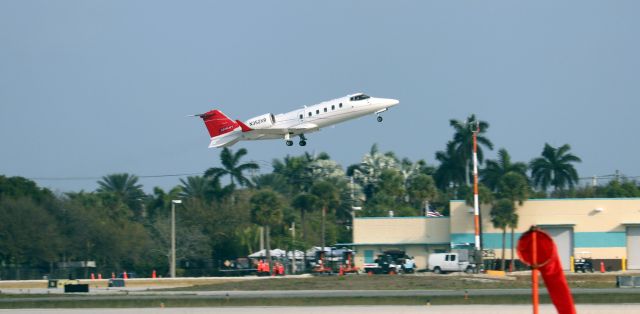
311, 247, 358, 275
574, 251, 595, 273
363, 250, 410, 274
428, 253, 475, 274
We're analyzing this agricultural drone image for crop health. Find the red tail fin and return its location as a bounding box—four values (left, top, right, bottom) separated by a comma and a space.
200, 110, 239, 137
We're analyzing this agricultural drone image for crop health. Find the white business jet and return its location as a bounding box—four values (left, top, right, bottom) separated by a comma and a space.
194, 93, 399, 147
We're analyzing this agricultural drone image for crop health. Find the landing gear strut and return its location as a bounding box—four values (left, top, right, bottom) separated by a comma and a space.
285, 133, 293, 146
377, 116, 383, 122
299, 134, 307, 146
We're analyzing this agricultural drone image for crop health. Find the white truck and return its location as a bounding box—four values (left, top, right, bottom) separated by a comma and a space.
428, 253, 475, 274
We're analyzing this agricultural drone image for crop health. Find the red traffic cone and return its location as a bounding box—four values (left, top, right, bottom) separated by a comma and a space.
123, 271, 128, 280
600, 261, 605, 273
152, 270, 157, 279
339, 266, 344, 276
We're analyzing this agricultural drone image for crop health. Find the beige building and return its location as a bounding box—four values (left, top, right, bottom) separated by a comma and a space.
348, 217, 450, 269
348, 198, 640, 271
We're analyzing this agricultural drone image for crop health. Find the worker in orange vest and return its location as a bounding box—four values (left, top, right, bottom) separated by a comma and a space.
257, 260, 264, 275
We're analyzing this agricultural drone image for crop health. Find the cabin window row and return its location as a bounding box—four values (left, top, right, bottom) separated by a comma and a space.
300, 103, 343, 119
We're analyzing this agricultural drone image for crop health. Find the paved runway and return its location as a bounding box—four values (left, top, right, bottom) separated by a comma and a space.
3, 305, 640, 314
2, 287, 640, 301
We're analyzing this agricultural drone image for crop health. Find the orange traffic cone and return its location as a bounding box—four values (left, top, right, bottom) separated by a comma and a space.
339, 266, 344, 276
91, 273, 95, 280
123, 271, 128, 279
152, 270, 157, 279
600, 261, 605, 273
98, 273, 102, 280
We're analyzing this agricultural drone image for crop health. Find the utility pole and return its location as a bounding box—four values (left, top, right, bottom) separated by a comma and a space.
170, 200, 182, 278
290, 222, 296, 274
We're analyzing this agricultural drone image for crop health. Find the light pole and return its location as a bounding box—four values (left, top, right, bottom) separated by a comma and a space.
170, 199, 182, 278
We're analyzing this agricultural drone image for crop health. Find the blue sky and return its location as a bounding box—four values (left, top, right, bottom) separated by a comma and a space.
1, 1, 639, 192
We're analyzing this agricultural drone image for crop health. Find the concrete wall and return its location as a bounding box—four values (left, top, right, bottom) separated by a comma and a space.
353, 217, 450, 244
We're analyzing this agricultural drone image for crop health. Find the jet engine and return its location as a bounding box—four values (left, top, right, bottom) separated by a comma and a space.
245, 113, 276, 129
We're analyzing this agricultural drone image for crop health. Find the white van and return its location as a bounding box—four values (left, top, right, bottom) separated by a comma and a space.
428, 253, 474, 274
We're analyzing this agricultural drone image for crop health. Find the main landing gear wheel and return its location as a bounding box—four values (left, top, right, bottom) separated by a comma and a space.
286, 140, 293, 146
377, 116, 383, 122
299, 140, 307, 146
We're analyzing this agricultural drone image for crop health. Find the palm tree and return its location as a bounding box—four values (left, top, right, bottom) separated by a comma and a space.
496, 172, 529, 272
481, 148, 528, 191
449, 115, 494, 186
291, 192, 319, 246
250, 190, 284, 274
310, 181, 340, 249
272, 152, 331, 194
507, 211, 519, 272
96, 173, 145, 214
529, 143, 581, 192
179, 176, 209, 201
490, 199, 514, 271
205, 147, 259, 188
434, 141, 466, 190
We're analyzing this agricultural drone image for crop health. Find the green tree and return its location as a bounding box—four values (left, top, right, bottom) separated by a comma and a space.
179, 176, 209, 201
434, 141, 466, 190
291, 193, 319, 246
529, 143, 582, 193
407, 174, 437, 211
490, 199, 514, 271
310, 181, 340, 249
205, 147, 259, 188
449, 114, 494, 187
96, 173, 145, 213
0, 198, 61, 279
250, 190, 284, 274
482, 148, 528, 191
349, 144, 399, 200
496, 172, 529, 271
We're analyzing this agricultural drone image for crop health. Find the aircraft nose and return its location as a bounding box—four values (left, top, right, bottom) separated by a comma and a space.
384, 98, 399, 107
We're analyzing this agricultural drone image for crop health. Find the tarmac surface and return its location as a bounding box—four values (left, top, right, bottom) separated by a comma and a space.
2, 305, 640, 314
2, 287, 640, 301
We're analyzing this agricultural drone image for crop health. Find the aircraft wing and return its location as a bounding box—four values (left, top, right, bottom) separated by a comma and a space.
236, 121, 319, 135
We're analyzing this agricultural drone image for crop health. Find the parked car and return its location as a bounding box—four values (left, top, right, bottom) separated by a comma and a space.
428, 253, 474, 274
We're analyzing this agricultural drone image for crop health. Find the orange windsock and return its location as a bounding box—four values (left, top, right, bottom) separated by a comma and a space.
518, 227, 576, 314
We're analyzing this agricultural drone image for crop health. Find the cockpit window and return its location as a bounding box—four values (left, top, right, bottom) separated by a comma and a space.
350, 94, 370, 101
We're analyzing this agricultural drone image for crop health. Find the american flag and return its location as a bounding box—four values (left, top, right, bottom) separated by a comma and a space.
426, 205, 443, 217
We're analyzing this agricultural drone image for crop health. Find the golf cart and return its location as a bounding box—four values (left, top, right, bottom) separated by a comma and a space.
574, 251, 594, 273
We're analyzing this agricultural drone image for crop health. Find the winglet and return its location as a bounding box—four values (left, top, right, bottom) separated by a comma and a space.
236, 120, 253, 132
